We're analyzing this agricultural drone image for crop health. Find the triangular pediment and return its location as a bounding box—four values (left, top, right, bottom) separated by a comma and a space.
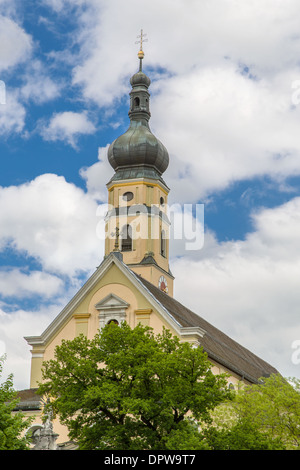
95, 293, 129, 311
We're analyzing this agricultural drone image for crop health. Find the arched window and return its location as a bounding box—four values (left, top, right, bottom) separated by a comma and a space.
161, 229, 166, 257
95, 293, 129, 330
134, 97, 140, 108
121, 224, 132, 252
107, 319, 119, 326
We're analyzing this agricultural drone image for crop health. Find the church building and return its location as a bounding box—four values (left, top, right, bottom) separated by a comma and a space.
17, 43, 279, 446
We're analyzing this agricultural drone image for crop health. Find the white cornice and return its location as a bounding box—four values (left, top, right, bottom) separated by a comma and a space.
106, 177, 170, 194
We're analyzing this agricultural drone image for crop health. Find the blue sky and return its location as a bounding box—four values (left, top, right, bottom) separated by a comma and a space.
1, 0, 300, 388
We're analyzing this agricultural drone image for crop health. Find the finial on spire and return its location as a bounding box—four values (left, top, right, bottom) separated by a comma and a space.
135, 29, 148, 71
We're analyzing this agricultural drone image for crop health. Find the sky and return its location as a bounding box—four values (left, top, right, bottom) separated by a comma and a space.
1, 0, 300, 389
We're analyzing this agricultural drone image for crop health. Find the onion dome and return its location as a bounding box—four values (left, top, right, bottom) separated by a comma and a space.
107, 50, 169, 182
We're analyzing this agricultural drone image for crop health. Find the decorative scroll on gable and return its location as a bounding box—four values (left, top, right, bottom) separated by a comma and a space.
95, 293, 129, 329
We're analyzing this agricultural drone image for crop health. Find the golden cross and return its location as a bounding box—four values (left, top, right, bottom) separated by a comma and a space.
135, 29, 148, 69
136, 29, 148, 50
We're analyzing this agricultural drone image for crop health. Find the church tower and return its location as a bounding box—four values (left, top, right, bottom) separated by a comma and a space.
105, 37, 174, 296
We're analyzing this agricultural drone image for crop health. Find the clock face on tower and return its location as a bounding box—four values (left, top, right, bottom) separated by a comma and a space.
158, 276, 168, 293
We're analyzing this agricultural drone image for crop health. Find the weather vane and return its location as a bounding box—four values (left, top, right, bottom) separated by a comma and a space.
135, 29, 148, 71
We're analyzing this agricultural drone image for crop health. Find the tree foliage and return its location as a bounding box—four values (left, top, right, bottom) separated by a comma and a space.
231, 374, 300, 449
203, 418, 285, 450
38, 323, 232, 450
209, 373, 300, 450
0, 356, 33, 450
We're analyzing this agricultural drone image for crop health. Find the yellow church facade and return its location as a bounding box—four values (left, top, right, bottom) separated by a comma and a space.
18, 45, 279, 447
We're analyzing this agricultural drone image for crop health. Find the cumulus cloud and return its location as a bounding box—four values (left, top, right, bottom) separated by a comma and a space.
0, 6, 61, 136
80, 145, 114, 202
0, 14, 32, 71
20, 60, 61, 104
38, 0, 300, 198
0, 89, 25, 135
0, 304, 64, 389
0, 174, 102, 277
40, 111, 96, 148
41, 0, 87, 12
151, 64, 300, 201
171, 197, 300, 378
0, 268, 63, 299
43, 1, 300, 101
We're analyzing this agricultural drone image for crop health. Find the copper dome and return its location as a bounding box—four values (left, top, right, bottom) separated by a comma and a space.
107, 67, 169, 178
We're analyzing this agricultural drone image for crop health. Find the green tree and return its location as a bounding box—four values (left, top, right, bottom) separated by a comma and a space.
38, 323, 232, 450
0, 356, 33, 450
209, 373, 300, 450
203, 418, 286, 450
231, 374, 300, 449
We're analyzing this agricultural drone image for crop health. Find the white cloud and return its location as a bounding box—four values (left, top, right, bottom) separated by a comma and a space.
0, 89, 25, 135
40, 111, 96, 148
171, 197, 300, 378
0, 8, 60, 137
0, 14, 32, 71
20, 60, 61, 104
44, 0, 300, 102
0, 174, 102, 277
38, 0, 300, 198
41, 0, 87, 12
152, 64, 300, 202
41, 0, 64, 11
80, 145, 114, 202
0, 268, 63, 299
0, 305, 63, 389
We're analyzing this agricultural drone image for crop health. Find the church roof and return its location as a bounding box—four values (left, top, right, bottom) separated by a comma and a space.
132, 272, 279, 384
14, 388, 42, 411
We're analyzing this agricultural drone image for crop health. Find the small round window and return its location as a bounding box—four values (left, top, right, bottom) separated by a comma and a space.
122, 191, 134, 202
160, 197, 165, 206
